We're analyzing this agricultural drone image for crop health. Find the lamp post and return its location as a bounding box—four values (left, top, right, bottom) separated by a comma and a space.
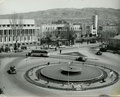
67, 62, 70, 90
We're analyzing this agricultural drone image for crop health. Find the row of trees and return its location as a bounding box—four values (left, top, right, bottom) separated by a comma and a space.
9, 13, 24, 52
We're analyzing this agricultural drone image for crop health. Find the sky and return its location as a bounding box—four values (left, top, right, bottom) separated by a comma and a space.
0, 0, 120, 15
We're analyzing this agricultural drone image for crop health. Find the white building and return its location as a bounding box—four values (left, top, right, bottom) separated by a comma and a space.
0, 19, 39, 46
40, 23, 82, 38
91, 15, 98, 35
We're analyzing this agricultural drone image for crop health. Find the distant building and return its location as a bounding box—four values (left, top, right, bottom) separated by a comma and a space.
102, 25, 118, 33
0, 19, 39, 46
80, 15, 98, 37
91, 15, 98, 36
40, 22, 82, 39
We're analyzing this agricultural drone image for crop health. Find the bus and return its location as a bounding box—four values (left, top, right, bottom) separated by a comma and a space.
28, 50, 50, 57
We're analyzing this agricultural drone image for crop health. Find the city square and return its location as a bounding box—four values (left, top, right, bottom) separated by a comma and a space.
0, 43, 120, 97
0, 0, 120, 97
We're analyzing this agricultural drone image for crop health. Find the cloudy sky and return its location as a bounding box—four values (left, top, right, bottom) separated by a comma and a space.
0, 0, 120, 15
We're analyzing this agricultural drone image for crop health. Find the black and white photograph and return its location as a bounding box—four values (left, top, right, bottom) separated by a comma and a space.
0, 0, 120, 97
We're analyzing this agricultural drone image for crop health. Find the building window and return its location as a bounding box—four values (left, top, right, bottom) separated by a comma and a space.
9, 37, 10, 41
28, 36, 30, 40
0, 30, 2, 36
7, 25, 10, 27
13, 37, 15, 41
24, 37, 26, 40
3, 25, 6, 27
4, 30, 7, 35
4, 37, 6, 42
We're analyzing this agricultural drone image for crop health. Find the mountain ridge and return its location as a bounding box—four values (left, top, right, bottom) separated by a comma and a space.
0, 8, 120, 25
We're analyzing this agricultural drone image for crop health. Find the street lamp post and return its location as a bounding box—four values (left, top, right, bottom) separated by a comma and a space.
67, 62, 70, 90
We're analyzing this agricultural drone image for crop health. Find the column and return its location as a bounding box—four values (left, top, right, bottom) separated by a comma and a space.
2, 30, 4, 45
7, 30, 9, 44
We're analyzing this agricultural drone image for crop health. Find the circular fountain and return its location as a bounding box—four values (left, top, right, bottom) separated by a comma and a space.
40, 63, 105, 82
24, 60, 119, 91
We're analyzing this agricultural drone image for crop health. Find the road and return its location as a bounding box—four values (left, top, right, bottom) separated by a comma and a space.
0, 44, 120, 97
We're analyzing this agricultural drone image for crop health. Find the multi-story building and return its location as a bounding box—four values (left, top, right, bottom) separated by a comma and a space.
80, 15, 98, 37
40, 23, 82, 39
91, 15, 98, 36
0, 19, 39, 46
102, 25, 118, 33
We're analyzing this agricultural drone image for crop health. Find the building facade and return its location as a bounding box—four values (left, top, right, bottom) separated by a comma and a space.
102, 25, 118, 33
91, 15, 98, 35
40, 23, 82, 39
0, 19, 39, 46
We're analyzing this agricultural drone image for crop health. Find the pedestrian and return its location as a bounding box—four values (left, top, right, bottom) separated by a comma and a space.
26, 53, 28, 58
109, 70, 114, 78
71, 83, 74, 89
47, 62, 50, 65
60, 49, 62, 54
109, 70, 114, 81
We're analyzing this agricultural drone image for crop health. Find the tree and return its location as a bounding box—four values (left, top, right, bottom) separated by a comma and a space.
9, 13, 24, 52
100, 30, 116, 42
63, 23, 77, 45
44, 32, 52, 48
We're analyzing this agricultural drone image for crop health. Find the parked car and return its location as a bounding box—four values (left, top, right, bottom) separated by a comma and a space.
96, 51, 102, 55
99, 47, 107, 52
76, 56, 87, 62
7, 66, 17, 74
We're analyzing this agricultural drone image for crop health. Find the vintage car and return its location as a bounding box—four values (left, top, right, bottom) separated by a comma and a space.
96, 51, 102, 55
76, 56, 87, 62
7, 66, 17, 74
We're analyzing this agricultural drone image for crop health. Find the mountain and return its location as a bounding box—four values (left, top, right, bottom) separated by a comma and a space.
0, 8, 120, 25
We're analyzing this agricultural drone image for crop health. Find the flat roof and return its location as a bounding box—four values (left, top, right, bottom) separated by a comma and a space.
0, 19, 35, 24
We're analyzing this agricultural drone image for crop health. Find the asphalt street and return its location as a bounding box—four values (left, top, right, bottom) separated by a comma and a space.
0, 44, 120, 97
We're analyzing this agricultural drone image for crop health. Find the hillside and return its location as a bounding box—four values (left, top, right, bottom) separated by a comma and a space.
0, 8, 120, 25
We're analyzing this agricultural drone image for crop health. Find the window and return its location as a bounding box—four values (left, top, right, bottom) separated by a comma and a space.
9, 37, 10, 41
7, 25, 10, 27
13, 37, 15, 41
3, 25, 6, 27
4, 37, 6, 42
4, 30, 7, 35
24, 37, 26, 40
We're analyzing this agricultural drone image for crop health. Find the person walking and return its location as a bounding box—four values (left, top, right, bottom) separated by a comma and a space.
60, 49, 62, 54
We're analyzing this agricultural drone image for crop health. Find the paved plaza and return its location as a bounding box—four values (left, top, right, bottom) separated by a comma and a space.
0, 43, 120, 97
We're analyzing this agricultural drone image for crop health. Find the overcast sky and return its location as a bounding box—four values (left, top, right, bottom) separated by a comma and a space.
0, 0, 120, 15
